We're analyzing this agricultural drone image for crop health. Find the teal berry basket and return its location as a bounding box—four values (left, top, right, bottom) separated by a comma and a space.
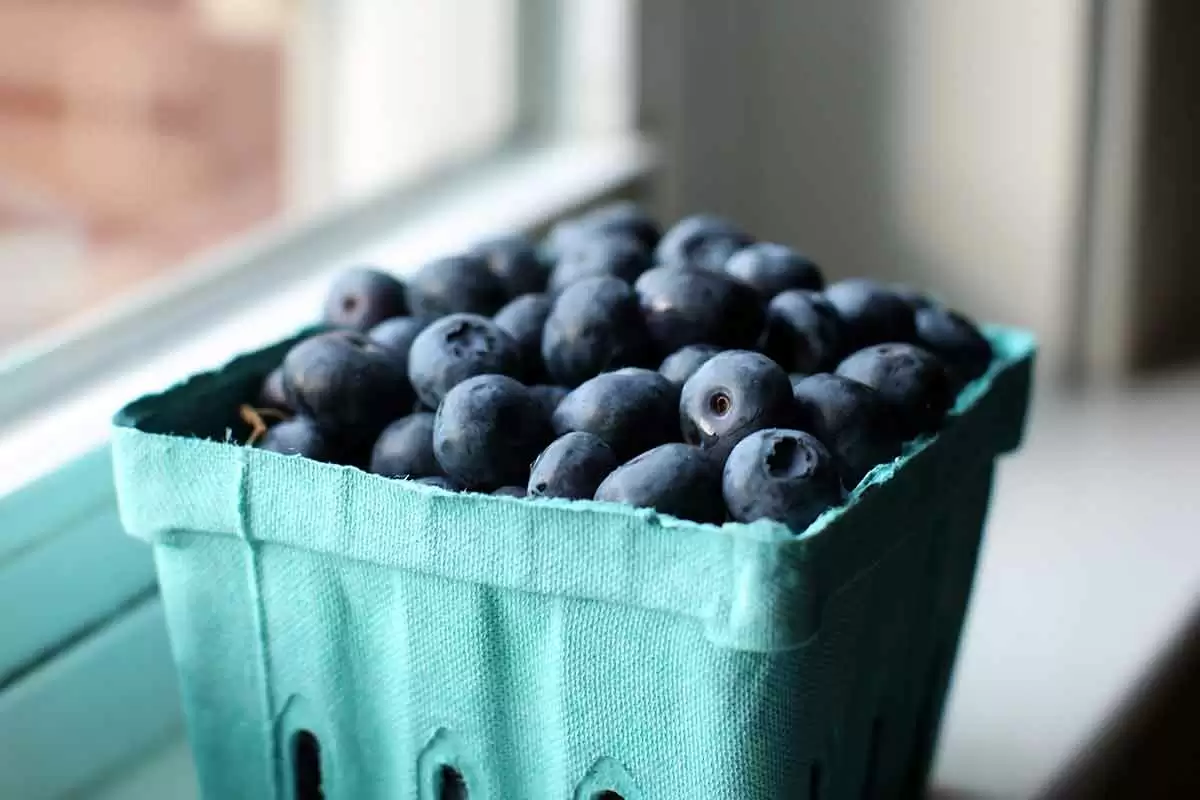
111, 326, 1035, 800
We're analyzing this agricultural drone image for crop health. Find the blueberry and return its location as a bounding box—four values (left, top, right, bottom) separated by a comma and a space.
724, 243, 824, 299
655, 214, 752, 271
260, 416, 339, 463
792, 373, 905, 487
891, 284, 935, 311
679, 350, 796, 463
547, 235, 652, 295
914, 305, 993, 385
433, 375, 554, 491
527, 431, 619, 500
823, 279, 917, 351
594, 443, 726, 524
369, 412, 444, 479
543, 201, 660, 262
659, 344, 723, 386
761, 289, 845, 374
528, 384, 570, 420
578, 201, 662, 252
416, 475, 460, 491
634, 265, 765, 355
406, 253, 508, 318
259, 367, 291, 410
789, 374, 808, 393
368, 316, 429, 369
322, 267, 407, 331
722, 429, 844, 530
282, 331, 413, 440
407, 313, 522, 408
470, 234, 546, 297
494, 293, 552, 382
493, 485, 527, 498
836, 343, 954, 438
552, 368, 679, 460
541, 276, 652, 386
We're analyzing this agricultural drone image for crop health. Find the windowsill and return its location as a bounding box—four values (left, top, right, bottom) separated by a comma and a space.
86, 736, 197, 800
0, 135, 657, 499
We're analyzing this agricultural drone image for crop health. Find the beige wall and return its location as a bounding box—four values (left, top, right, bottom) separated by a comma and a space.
643, 0, 1090, 378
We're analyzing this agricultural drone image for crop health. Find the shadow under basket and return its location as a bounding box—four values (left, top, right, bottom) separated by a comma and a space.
111, 327, 1035, 800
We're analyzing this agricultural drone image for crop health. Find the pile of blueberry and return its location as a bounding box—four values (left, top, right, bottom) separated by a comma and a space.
253, 204, 992, 531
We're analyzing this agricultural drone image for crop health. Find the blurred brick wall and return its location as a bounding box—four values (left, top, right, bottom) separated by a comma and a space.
0, 0, 282, 245
0, 0, 284, 343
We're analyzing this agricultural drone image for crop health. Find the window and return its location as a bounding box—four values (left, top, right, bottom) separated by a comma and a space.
0, 0, 515, 357
0, 3, 643, 797
0, 0, 632, 362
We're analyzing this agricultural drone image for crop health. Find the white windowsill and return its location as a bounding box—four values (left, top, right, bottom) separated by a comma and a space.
0, 136, 657, 498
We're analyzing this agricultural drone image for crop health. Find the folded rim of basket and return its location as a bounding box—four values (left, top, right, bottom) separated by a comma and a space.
112, 326, 1034, 653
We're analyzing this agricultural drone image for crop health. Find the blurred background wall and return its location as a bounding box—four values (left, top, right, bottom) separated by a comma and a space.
0, 0, 283, 346
641, 0, 1199, 385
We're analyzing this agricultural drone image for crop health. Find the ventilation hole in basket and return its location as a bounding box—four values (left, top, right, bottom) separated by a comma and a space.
808, 761, 823, 800
593, 792, 624, 800
292, 730, 323, 800
860, 716, 884, 799
438, 765, 468, 800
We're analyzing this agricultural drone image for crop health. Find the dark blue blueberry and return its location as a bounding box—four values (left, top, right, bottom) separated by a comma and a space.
368, 316, 429, 370
259, 416, 339, 463
407, 313, 522, 408
527, 431, 619, 500
914, 305, 993, 385
659, 344, 723, 386
541, 276, 652, 386
891, 284, 935, 311
655, 214, 753, 271
542, 201, 660, 262
791, 373, 905, 487
322, 267, 407, 331
527, 384, 570, 420
493, 485, 527, 498
722, 429, 844, 530
282, 331, 412, 441
432, 375, 554, 491
552, 368, 679, 460
470, 234, 547, 297
724, 243, 824, 299
369, 413, 444, 479
789, 374, 808, 393
578, 201, 661, 252
415, 475, 460, 492
405, 253, 508, 318
679, 350, 796, 463
836, 343, 954, 438
761, 289, 845, 374
547, 235, 652, 295
823, 279, 917, 351
259, 367, 291, 410
634, 265, 765, 355
493, 293, 552, 382
593, 443, 726, 524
